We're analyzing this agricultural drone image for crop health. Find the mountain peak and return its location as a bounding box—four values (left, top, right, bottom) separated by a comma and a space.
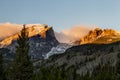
0, 24, 51, 47
80, 28, 120, 44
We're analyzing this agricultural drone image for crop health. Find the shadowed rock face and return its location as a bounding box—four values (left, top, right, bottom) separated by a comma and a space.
0, 25, 59, 59
28, 27, 59, 59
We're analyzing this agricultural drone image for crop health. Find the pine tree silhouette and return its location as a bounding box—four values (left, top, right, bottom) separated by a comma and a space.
116, 50, 120, 79
13, 24, 33, 80
0, 53, 6, 80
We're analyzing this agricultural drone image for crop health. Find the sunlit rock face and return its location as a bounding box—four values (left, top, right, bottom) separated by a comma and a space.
79, 28, 120, 44
0, 24, 59, 59
0, 24, 50, 47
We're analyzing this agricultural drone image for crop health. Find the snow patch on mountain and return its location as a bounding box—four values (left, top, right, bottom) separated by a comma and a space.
44, 43, 72, 59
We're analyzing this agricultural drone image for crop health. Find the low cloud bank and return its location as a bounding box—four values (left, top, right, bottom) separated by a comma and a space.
55, 25, 96, 44
0, 23, 22, 40
0, 23, 42, 40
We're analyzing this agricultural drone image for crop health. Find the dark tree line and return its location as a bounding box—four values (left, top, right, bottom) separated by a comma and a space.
0, 53, 6, 80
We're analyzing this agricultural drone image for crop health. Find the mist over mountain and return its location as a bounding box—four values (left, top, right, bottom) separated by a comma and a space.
55, 26, 96, 44
0, 23, 96, 44
0, 23, 22, 40
2, 23, 118, 45
0, 23, 43, 40
0, 23, 120, 59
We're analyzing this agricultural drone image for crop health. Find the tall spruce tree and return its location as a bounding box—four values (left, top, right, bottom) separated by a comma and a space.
13, 25, 33, 80
116, 50, 120, 79
0, 53, 6, 80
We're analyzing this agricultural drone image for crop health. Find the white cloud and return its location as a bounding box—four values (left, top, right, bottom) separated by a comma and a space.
0, 23, 23, 40
55, 25, 97, 44
0, 23, 43, 40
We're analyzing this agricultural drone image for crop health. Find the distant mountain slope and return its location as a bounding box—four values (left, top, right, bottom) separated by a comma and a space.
79, 28, 120, 44
38, 41, 120, 75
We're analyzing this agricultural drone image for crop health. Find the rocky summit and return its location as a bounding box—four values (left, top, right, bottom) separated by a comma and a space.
79, 28, 120, 44
0, 24, 59, 60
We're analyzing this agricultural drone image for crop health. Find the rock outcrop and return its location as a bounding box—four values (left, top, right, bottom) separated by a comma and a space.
80, 28, 120, 44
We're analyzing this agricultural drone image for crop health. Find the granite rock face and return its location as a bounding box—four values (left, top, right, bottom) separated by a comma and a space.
79, 28, 120, 44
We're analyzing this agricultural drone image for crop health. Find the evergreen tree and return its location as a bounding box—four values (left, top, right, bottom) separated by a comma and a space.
0, 53, 6, 80
116, 50, 120, 79
13, 25, 33, 80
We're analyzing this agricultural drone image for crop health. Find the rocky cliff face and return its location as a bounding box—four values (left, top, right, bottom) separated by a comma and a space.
80, 28, 120, 44
28, 27, 59, 59
0, 24, 59, 59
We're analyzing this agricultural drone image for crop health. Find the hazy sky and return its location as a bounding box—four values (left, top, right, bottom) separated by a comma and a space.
0, 0, 120, 31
